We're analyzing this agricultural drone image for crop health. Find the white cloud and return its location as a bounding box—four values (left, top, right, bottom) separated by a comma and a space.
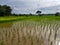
39, 0, 60, 8
10, 0, 60, 14
0, 0, 60, 14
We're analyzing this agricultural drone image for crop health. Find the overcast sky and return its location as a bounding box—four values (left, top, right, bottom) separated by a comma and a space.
0, 0, 60, 14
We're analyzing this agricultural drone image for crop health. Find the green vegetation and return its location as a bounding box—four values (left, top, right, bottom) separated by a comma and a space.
0, 16, 27, 23
36, 10, 41, 16
0, 15, 60, 23
0, 5, 12, 16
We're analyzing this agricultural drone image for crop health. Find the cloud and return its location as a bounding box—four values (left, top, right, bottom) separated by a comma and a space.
39, 5, 60, 14
0, 0, 60, 14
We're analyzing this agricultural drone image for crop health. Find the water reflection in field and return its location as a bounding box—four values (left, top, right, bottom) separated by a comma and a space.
0, 21, 60, 45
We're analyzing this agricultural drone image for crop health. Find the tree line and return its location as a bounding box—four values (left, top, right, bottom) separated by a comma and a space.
0, 5, 60, 16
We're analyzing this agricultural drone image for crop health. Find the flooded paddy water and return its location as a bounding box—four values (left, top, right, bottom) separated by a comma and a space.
0, 21, 60, 45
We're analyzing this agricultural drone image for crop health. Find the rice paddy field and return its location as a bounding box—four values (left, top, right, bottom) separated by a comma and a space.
0, 16, 60, 45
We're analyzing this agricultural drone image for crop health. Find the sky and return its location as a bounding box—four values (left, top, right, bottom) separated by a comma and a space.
0, 0, 60, 14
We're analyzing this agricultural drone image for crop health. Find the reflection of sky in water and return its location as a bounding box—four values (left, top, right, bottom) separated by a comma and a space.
56, 39, 60, 45
58, 42, 60, 45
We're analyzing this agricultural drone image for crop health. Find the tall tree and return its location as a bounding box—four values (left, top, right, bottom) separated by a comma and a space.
55, 12, 60, 16
0, 5, 12, 16
36, 10, 41, 16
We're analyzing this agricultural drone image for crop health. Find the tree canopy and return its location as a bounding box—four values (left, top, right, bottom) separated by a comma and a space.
36, 10, 41, 16
55, 12, 60, 16
0, 5, 12, 16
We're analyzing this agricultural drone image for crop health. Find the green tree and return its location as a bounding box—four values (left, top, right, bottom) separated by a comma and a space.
0, 5, 12, 16
55, 12, 60, 16
36, 10, 41, 16
29, 13, 32, 16
0, 5, 4, 16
